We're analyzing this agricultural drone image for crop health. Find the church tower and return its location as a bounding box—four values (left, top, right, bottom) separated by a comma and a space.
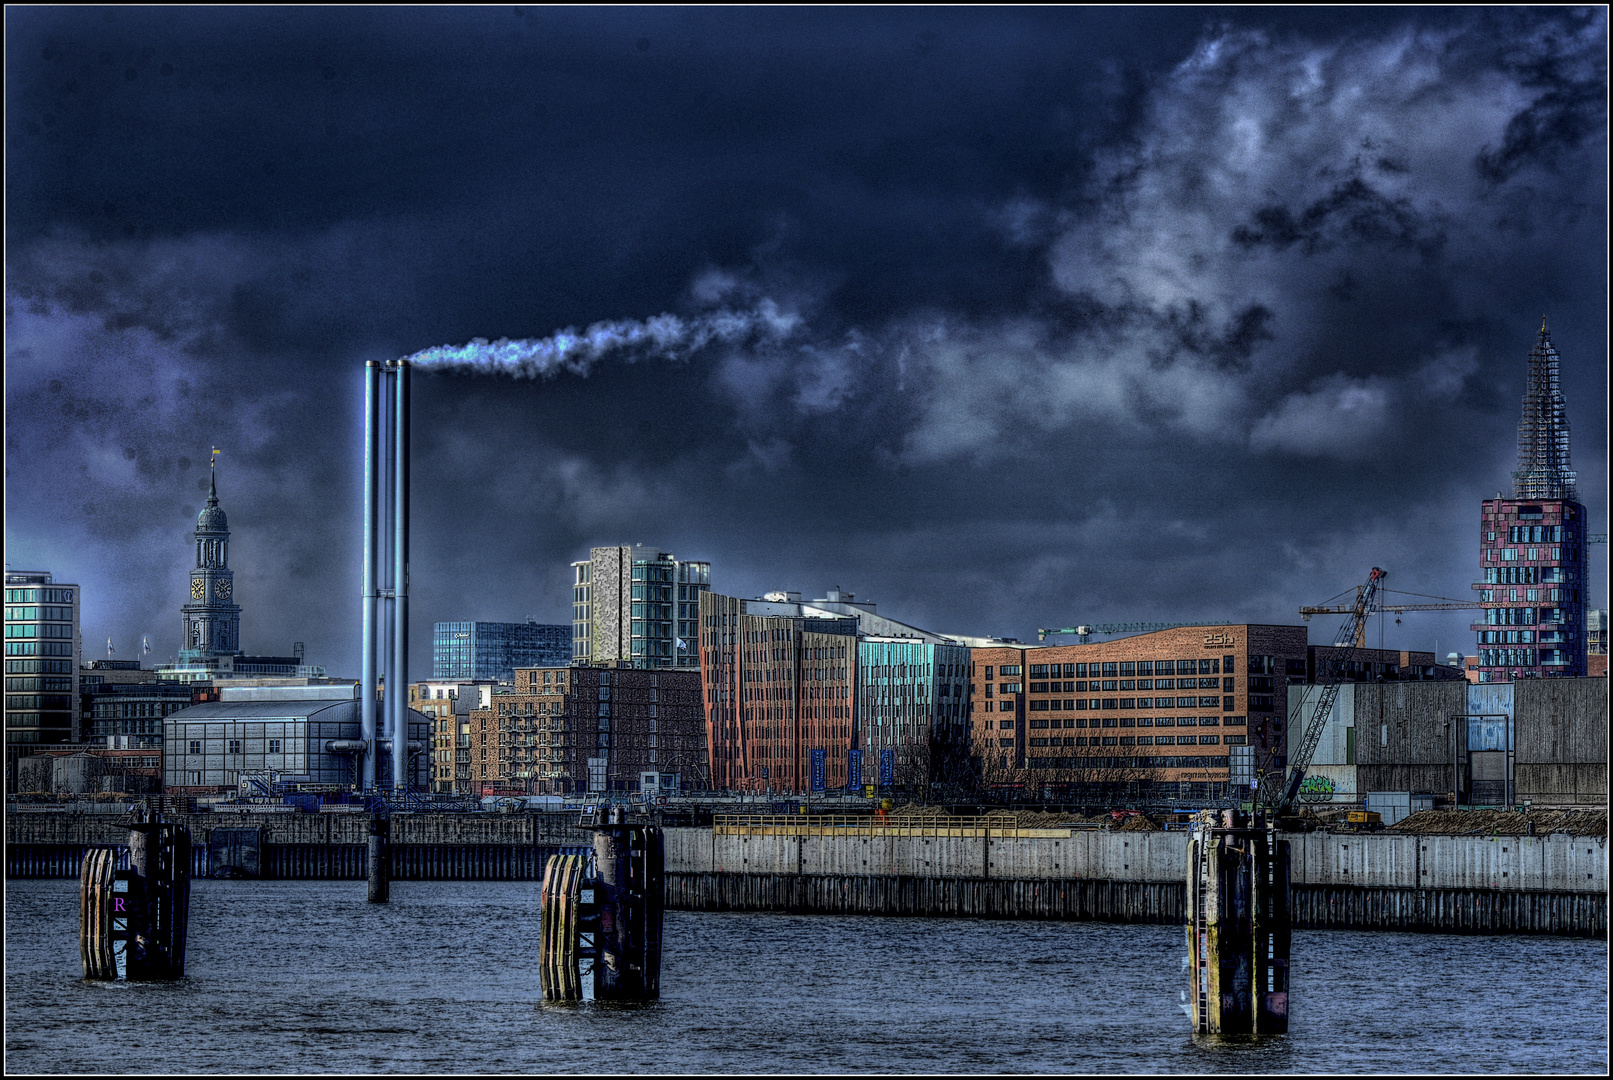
178, 458, 242, 663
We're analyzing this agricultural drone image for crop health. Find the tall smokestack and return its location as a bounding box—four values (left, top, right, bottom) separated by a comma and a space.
391, 359, 410, 794
360, 362, 380, 790
361, 358, 410, 794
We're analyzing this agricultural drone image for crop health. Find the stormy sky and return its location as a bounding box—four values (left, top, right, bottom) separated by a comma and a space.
6, 6, 1607, 676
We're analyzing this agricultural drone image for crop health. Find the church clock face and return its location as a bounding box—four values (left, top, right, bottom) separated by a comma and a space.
214, 579, 232, 600
191, 578, 205, 600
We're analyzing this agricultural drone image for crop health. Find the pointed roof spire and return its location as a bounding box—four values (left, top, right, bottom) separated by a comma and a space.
1512, 317, 1576, 501
197, 447, 228, 532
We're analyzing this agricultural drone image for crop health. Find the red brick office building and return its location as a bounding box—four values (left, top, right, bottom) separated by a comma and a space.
969, 624, 1308, 802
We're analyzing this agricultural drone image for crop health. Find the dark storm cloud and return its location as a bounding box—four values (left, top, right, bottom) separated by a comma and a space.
5, 6, 1606, 673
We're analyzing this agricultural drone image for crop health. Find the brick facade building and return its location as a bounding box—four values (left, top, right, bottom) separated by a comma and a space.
968, 625, 1308, 802
477, 665, 710, 796
699, 590, 858, 793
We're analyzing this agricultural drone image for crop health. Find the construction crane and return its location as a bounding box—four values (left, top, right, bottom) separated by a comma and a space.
1256, 566, 1386, 821
1300, 585, 1483, 648
1036, 621, 1234, 643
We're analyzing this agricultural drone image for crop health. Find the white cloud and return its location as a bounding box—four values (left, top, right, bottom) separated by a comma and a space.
1248, 374, 1392, 458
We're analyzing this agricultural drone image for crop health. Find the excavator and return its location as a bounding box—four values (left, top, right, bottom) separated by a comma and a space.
1252, 566, 1386, 830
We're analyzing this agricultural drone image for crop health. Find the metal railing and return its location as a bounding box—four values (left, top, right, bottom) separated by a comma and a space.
712, 813, 1082, 838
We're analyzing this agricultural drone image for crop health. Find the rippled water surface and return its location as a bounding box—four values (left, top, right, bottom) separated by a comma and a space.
5, 879, 1606, 1074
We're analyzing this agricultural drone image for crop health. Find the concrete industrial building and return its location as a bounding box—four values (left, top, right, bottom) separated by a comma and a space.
1473, 320, 1589, 681
1350, 678, 1606, 808
1281, 649, 1467, 806
162, 685, 429, 794
572, 545, 711, 668
430, 620, 570, 682
4, 570, 82, 791
699, 590, 859, 793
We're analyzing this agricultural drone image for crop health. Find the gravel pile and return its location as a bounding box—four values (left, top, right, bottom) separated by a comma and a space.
1387, 807, 1607, 837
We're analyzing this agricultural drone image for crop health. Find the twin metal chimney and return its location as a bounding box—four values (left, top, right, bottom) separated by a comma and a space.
361, 360, 410, 792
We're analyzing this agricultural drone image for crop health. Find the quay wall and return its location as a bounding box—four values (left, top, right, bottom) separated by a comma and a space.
8, 814, 1605, 935
4, 810, 592, 848
663, 828, 1607, 895
660, 828, 1607, 937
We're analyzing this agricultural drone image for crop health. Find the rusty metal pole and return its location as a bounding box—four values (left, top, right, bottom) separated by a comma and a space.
125, 822, 190, 980
1187, 810, 1288, 1037
367, 809, 390, 903
590, 807, 663, 1001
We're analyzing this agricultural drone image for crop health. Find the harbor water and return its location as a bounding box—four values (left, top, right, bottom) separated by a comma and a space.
5, 879, 1606, 1074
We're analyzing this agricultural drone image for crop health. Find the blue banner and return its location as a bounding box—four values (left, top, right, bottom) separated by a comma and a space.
847, 749, 862, 790
810, 748, 826, 792
879, 748, 894, 786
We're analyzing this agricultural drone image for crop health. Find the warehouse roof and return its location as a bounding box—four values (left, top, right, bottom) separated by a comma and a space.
164, 699, 358, 722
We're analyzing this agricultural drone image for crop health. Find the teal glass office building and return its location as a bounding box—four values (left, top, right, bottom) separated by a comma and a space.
432, 621, 571, 683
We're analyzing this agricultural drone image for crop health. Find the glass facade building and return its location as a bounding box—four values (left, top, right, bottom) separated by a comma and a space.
858, 637, 972, 789
5, 570, 81, 792
432, 621, 571, 683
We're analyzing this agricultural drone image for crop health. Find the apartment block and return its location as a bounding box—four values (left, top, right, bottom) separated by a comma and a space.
409, 681, 493, 794
572, 545, 710, 667
463, 666, 709, 796
1474, 498, 1589, 679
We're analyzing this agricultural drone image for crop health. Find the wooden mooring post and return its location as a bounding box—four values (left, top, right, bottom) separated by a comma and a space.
537, 807, 663, 1001
367, 809, 390, 903
79, 819, 191, 981
1187, 810, 1290, 1036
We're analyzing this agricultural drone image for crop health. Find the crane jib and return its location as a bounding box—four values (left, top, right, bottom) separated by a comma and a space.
1263, 568, 1385, 816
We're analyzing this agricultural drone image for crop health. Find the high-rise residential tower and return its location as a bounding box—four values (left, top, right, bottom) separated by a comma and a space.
1474, 320, 1588, 681
571, 545, 710, 668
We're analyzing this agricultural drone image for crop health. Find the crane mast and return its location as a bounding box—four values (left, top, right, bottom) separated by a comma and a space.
1256, 567, 1386, 817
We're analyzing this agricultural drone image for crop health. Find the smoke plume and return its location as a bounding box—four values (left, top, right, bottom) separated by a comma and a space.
404, 299, 801, 376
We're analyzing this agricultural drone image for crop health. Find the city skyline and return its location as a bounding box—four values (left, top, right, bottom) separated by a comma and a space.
6, 7, 1607, 678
